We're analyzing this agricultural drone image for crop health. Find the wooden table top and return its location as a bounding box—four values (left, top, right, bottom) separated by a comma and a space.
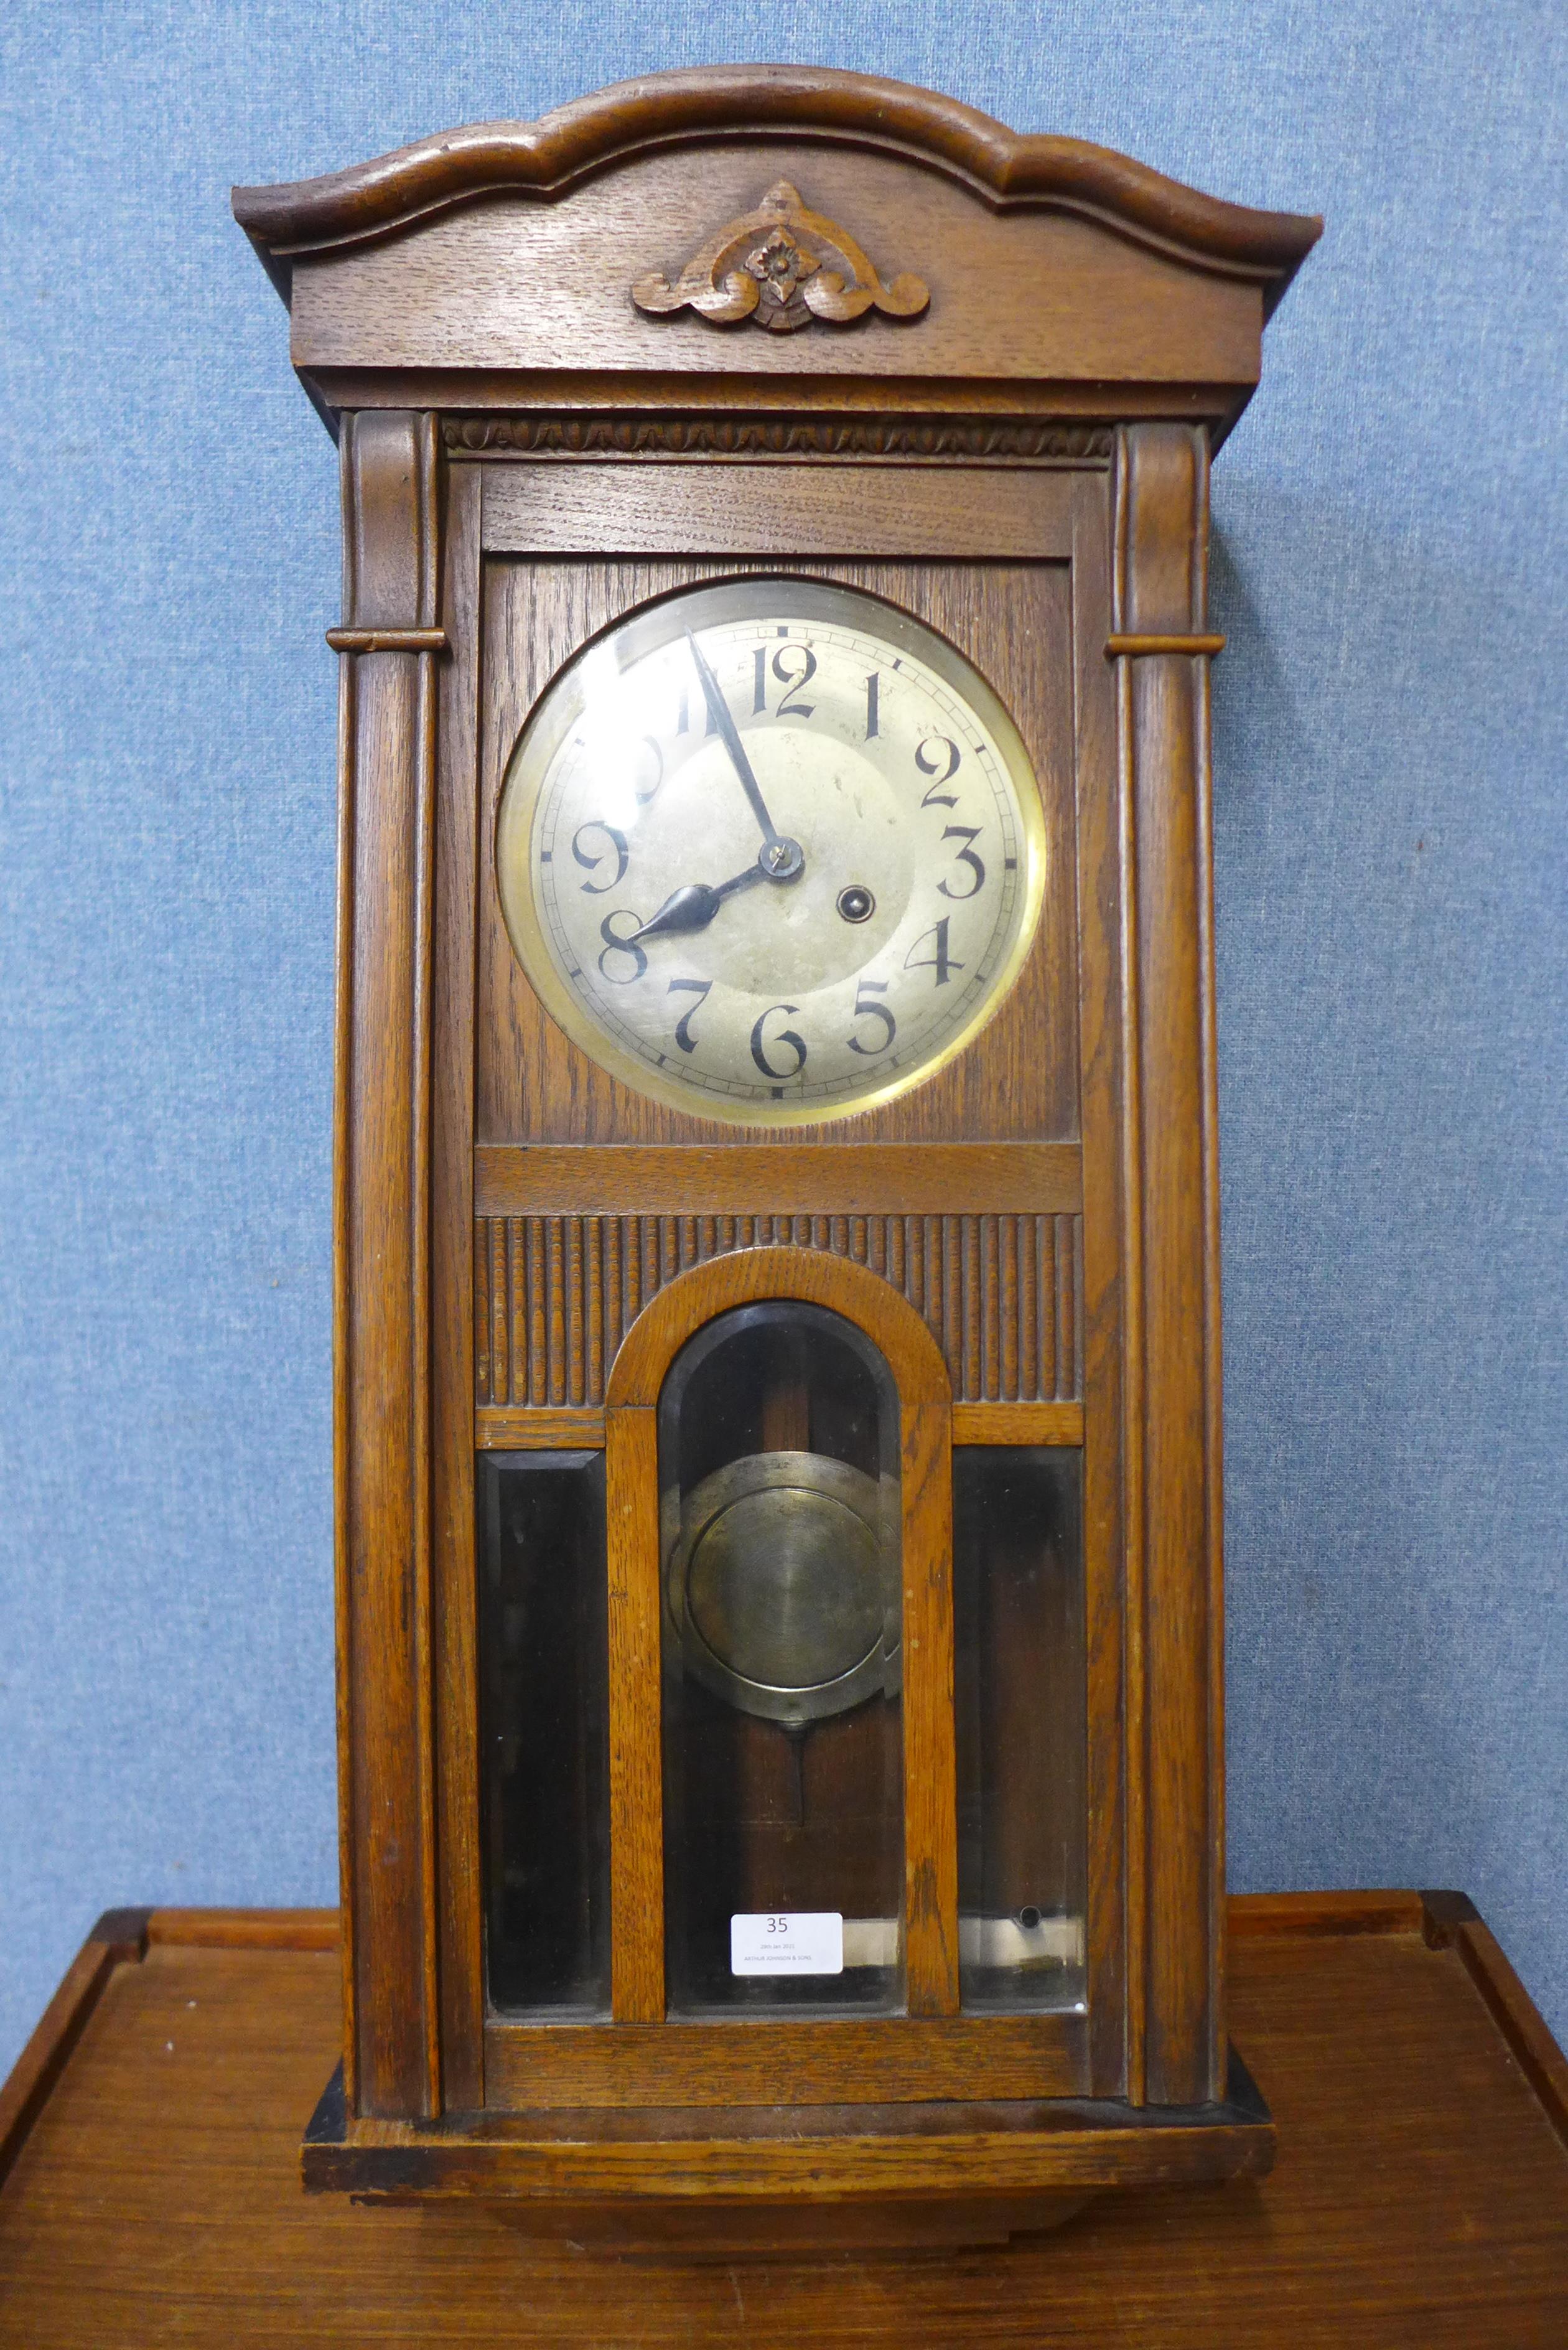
1, 1890, 1565, 2346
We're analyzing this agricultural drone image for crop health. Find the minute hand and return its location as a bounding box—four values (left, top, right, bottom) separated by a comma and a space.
685, 629, 784, 850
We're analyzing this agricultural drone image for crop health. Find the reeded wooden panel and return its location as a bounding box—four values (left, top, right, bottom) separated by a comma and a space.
475, 551, 1078, 1147
475, 1214, 1082, 1409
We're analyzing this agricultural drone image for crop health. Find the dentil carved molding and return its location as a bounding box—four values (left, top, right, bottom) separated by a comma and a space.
632, 180, 930, 332
441, 414, 1113, 462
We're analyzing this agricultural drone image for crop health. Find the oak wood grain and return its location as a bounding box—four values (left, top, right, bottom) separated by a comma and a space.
901, 1402, 958, 2016
327, 373, 1246, 428
278, 154, 1269, 421
475, 1214, 1083, 1409
146, 1911, 339, 1950
310, 2103, 1262, 2203
233, 68, 1320, 295
431, 461, 486, 2108
281, 145, 1264, 383
326, 625, 449, 653
604, 1407, 665, 2021
1421, 1892, 1568, 2141
604, 1245, 951, 1411
1070, 465, 1130, 2099
1113, 423, 1225, 2107
1104, 631, 1225, 658
482, 462, 1075, 557
1193, 444, 1229, 2108
475, 1141, 1083, 1215
483, 2012, 1086, 2111
950, 1401, 1084, 1444
470, 1391, 1091, 1448
482, 2193, 1092, 2253
0, 1914, 146, 2193
333, 410, 444, 2121
329, 529, 357, 2109
1228, 1889, 1427, 1940
477, 1406, 607, 1448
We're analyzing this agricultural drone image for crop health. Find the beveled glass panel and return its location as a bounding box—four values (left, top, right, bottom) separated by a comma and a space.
479, 1449, 610, 2017
954, 1446, 1086, 2011
660, 1302, 904, 2016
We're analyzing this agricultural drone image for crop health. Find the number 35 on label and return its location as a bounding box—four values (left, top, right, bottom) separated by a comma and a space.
730, 1911, 844, 1975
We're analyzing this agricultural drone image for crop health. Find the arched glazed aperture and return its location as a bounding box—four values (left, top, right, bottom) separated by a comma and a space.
604, 1248, 954, 2025
660, 1301, 904, 2016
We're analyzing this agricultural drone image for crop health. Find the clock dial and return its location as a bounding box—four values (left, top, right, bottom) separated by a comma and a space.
495, 579, 1045, 1125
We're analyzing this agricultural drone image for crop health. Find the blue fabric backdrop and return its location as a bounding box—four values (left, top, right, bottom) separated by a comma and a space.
2, 2, 1564, 2077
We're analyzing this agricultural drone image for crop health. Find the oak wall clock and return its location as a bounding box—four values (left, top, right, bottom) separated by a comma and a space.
233, 66, 1318, 2248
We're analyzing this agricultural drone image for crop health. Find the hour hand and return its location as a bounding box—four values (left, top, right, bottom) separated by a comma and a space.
629, 862, 765, 943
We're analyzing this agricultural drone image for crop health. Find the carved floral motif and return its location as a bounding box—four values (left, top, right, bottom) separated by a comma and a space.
632, 180, 929, 332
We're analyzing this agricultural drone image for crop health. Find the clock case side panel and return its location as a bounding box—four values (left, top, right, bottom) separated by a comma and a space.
332, 411, 447, 2120
431, 462, 486, 2109
1070, 467, 1131, 2103
1107, 423, 1227, 2109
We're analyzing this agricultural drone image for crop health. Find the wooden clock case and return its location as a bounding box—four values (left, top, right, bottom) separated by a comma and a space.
233, 66, 1318, 2247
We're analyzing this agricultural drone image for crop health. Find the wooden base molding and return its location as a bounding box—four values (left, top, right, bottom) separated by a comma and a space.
300, 2051, 1272, 2205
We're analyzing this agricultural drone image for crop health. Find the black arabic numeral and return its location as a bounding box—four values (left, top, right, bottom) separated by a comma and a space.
903, 917, 964, 988
772, 643, 817, 719
915, 735, 961, 806
750, 1003, 808, 1080
846, 978, 896, 1057
936, 825, 986, 901
597, 909, 648, 985
865, 670, 880, 739
752, 645, 768, 714
667, 976, 712, 1054
570, 819, 629, 895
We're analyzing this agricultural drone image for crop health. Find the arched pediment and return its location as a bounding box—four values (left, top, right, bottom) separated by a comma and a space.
234, 72, 1319, 436
235, 65, 1318, 312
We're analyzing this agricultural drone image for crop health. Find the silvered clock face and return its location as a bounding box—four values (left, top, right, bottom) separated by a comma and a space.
495, 579, 1045, 1125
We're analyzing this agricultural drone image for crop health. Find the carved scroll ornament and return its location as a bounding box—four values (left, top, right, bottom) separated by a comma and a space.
632, 180, 930, 333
